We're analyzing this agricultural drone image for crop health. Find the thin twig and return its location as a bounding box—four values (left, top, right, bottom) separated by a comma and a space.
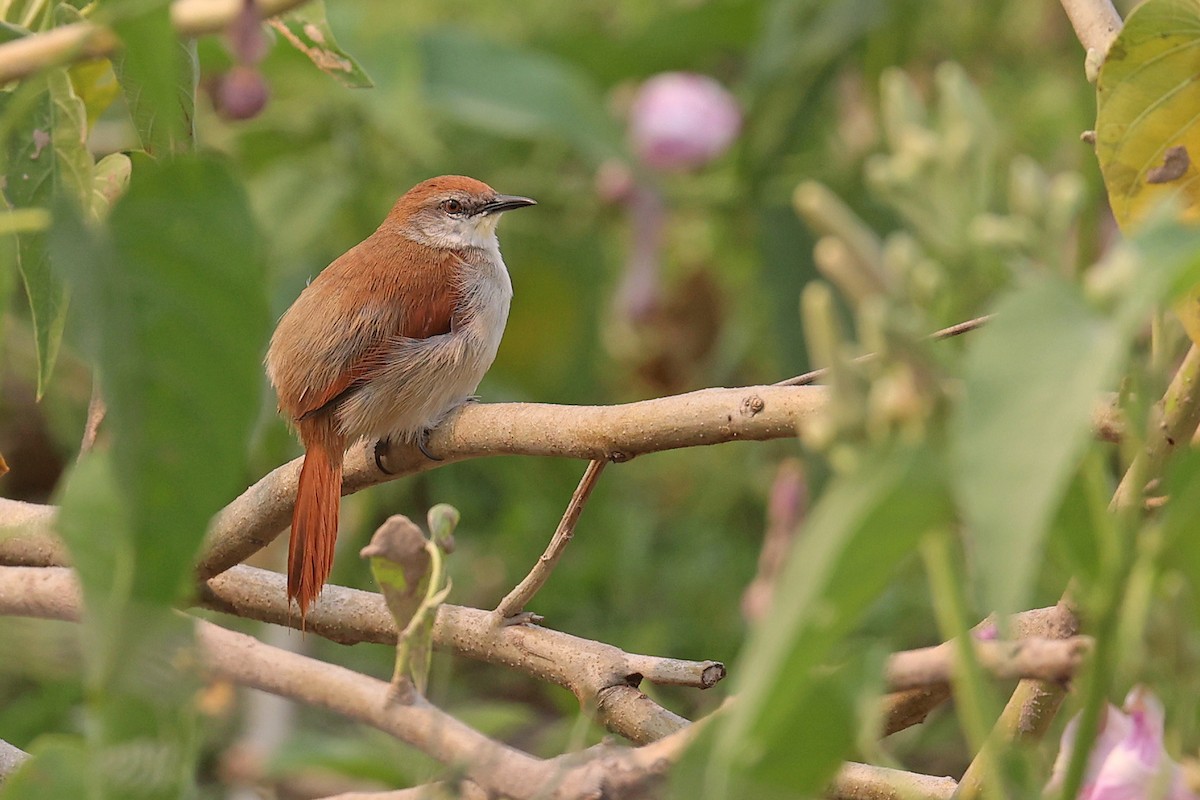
493, 459, 608, 622
78, 382, 106, 458
774, 314, 993, 387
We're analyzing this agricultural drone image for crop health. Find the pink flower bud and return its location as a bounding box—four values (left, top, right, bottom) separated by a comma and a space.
628, 72, 741, 172
215, 66, 269, 121
1047, 686, 1198, 800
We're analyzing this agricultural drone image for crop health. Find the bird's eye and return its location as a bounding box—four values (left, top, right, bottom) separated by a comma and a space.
442, 198, 463, 215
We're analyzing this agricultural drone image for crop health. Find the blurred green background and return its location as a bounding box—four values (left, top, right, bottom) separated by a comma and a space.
0, 0, 1143, 795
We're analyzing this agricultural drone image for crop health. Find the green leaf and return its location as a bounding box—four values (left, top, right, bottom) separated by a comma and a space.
68, 60, 121, 129
952, 277, 1121, 617
0, 736, 89, 800
0, 22, 29, 45
2, 68, 93, 398
107, 3, 195, 155
51, 154, 268, 603
953, 222, 1200, 617
698, 445, 951, 799
1162, 450, 1200, 623
53, 455, 202, 800
269, 0, 373, 89
419, 29, 623, 165
55, 453, 133, 682
90, 152, 131, 218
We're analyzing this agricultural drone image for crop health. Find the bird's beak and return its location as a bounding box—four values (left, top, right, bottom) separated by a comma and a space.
479, 194, 537, 215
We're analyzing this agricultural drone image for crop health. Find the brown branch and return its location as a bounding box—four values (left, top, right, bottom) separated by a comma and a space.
877, 603, 1079, 737
0, 738, 31, 781
880, 686, 952, 737
0, 389, 1125, 578
829, 762, 957, 800
0, 562, 712, 745
884, 637, 1091, 692
954, 600, 1081, 799
0, 499, 64, 567
198, 386, 826, 580
494, 458, 608, 621
0, 565, 698, 799
201, 565, 711, 743
0, 564, 995, 799
0, 0, 312, 85
1058, 0, 1123, 55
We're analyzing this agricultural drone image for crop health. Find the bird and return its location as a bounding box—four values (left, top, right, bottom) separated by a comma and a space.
266, 175, 536, 615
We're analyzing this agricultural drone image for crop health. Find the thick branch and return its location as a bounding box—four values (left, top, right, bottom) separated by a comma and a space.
1059, 0, 1122, 55
877, 603, 1079, 737
0, 0, 311, 84
0, 563, 712, 745
199, 386, 826, 579
884, 637, 1091, 691
0, 389, 1125, 577
829, 762, 956, 800
0, 567, 707, 799
954, 600, 1081, 800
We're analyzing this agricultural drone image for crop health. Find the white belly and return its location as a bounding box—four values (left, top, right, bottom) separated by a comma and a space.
334, 253, 512, 444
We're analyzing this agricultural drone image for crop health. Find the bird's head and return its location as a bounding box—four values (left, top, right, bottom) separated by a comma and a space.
391, 175, 536, 250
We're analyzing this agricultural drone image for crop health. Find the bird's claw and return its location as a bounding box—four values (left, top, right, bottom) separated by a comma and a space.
500, 611, 542, 627
417, 429, 443, 462
374, 438, 396, 475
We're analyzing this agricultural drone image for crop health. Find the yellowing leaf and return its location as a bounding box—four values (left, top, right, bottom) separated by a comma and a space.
1096, 0, 1200, 226
1096, 0, 1200, 341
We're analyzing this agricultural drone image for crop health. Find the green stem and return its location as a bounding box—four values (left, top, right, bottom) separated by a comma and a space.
921, 529, 1007, 800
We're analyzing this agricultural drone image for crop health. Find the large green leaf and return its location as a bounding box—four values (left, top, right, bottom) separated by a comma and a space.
419, 29, 623, 165
41, 157, 266, 798
953, 223, 1200, 617
107, 3, 195, 155
691, 445, 951, 799
1, 68, 93, 397
270, 0, 373, 89
51, 154, 268, 603
952, 277, 1121, 616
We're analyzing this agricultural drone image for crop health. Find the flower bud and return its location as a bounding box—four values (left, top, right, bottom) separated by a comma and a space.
215, 66, 269, 121
628, 72, 740, 171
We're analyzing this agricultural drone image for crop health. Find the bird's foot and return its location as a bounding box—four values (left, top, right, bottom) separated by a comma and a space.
499, 611, 542, 628
374, 438, 397, 475
417, 428, 443, 462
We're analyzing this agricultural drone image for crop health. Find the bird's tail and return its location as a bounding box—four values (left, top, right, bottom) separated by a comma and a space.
289, 417, 344, 618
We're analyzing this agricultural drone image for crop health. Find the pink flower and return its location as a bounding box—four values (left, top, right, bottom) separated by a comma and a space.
628, 72, 741, 171
1047, 686, 1197, 800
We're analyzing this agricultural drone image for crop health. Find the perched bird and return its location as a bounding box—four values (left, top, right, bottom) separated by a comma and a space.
266, 175, 535, 614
